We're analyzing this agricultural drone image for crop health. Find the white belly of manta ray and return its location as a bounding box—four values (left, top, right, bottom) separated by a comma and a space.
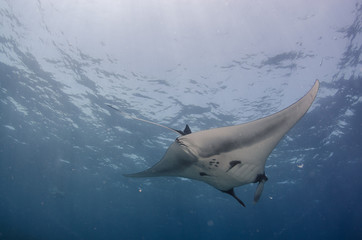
107, 80, 319, 207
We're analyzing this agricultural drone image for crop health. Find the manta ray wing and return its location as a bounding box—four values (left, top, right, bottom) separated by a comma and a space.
123, 80, 319, 206
123, 139, 197, 177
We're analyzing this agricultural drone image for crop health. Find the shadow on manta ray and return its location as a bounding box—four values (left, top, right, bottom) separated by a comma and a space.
107, 80, 319, 207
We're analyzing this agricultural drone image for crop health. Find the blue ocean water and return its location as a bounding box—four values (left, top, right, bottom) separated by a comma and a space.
1, 1, 361, 239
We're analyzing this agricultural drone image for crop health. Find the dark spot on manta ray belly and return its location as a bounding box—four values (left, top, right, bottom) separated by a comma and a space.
199, 172, 209, 176
229, 160, 241, 167
209, 159, 219, 167
227, 160, 242, 172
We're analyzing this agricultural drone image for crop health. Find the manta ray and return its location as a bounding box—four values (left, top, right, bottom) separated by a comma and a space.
108, 80, 319, 207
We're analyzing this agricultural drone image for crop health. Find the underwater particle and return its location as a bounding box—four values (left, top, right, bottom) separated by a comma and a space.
138, 187, 142, 193
297, 163, 304, 168
207, 220, 214, 226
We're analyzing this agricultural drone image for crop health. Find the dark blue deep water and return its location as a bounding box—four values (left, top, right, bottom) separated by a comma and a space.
1, 1, 361, 239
